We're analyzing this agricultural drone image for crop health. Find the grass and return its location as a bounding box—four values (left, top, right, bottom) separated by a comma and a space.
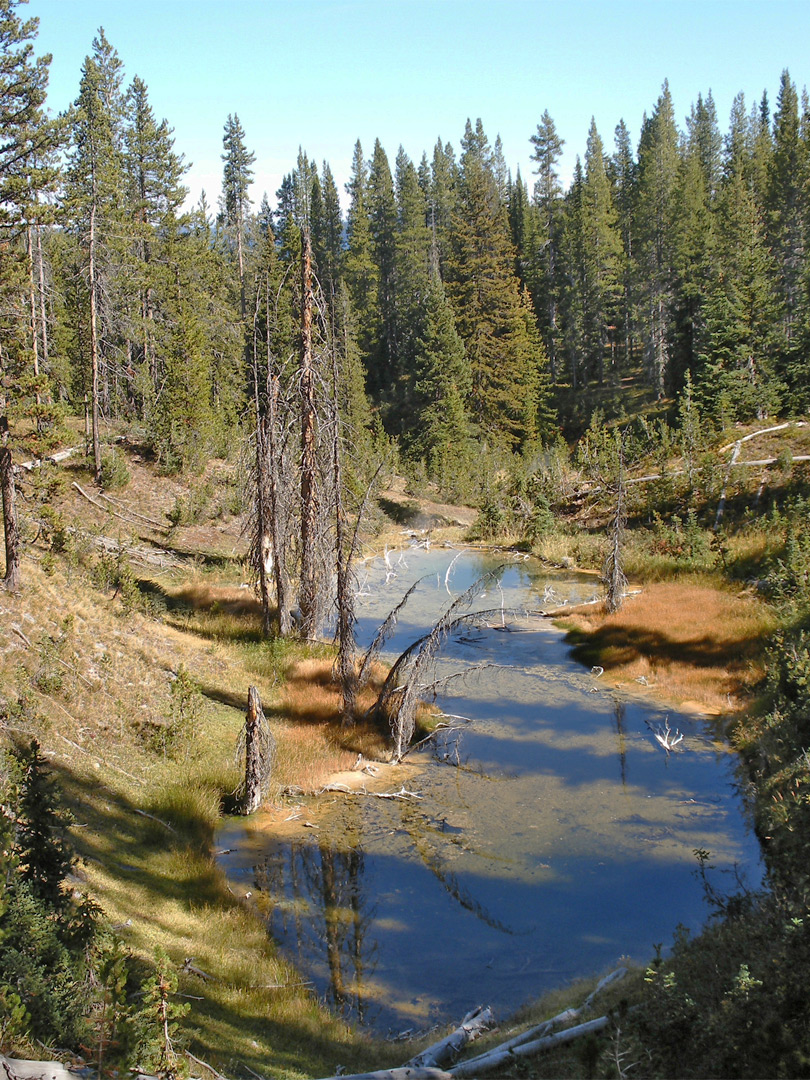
560, 580, 777, 714
0, 549, 400, 1076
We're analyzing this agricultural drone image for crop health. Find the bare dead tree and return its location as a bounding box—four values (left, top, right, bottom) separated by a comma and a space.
249, 268, 296, 635
370, 567, 506, 762
603, 434, 628, 614
329, 318, 358, 724
298, 228, 320, 639
236, 685, 276, 814
1, 413, 21, 592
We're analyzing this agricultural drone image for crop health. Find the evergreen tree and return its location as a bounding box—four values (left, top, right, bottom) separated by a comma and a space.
122, 74, 188, 414
409, 269, 470, 478
529, 110, 565, 381
311, 160, 343, 303
220, 112, 255, 318
767, 70, 807, 386
0, 0, 57, 591
366, 139, 398, 401
580, 119, 623, 386
64, 27, 127, 479
635, 81, 681, 396
447, 118, 542, 450
428, 138, 457, 271
343, 140, 380, 395
13, 740, 74, 911
391, 146, 431, 426
609, 118, 638, 368
670, 113, 716, 388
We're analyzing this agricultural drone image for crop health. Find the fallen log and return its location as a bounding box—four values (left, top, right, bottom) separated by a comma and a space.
315, 1070, 452, 1080
405, 1005, 493, 1069
448, 1014, 610, 1077
446, 967, 626, 1076
0, 1056, 90, 1080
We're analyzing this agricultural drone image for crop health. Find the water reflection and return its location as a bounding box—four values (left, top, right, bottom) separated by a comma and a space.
219, 549, 762, 1032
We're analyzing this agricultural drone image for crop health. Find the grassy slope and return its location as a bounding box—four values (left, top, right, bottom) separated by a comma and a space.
2, 446, 399, 1079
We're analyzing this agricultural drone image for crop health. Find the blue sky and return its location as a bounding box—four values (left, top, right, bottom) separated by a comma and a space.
28, 0, 810, 212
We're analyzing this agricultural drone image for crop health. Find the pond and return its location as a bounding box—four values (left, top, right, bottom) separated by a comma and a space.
218, 548, 763, 1034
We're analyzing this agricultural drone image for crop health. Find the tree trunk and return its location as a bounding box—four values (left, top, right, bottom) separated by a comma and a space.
299, 228, 318, 638
88, 196, 103, 482
242, 686, 267, 815
1, 420, 20, 592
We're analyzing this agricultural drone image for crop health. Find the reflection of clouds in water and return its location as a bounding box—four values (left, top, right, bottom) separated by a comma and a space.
220, 550, 763, 1034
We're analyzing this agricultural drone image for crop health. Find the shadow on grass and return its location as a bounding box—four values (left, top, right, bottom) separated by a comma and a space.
378, 496, 421, 526
566, 621, 765, 674
41, 755, 382, 1078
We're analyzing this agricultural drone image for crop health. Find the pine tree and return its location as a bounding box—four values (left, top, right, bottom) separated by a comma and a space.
391, 147, 431, 426
447, 119, 542, 450
220, 113, 255, 318
529, 110, 565, 381
410, 269, 470, 478
428, 138, 457, 272
0, 0, 56, 591
767, 70, 807, 383
344, 140, 380, 395
311, 160, 343, 303
580, 119, 623, 386
635, 81, 681, 396
64, 28, 126, 480
367, 139, 398, 402
122, 75, 188, 413
13, 740, 74, 911
670, 114, 716, 388
609, 119, 638, 368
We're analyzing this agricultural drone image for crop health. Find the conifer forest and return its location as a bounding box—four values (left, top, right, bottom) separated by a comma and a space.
5, 1, 810, 1078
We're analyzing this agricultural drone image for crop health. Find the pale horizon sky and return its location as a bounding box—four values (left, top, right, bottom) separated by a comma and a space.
28, 0, 810, 214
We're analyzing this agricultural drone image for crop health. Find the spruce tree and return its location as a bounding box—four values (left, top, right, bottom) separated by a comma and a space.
580, 119, 623, 386
220, 113, 255, 318
767, 70, 807, 388
447, 119, 542, 450
344, 140, 380, 395
0, 0, 57, 591
64, 28, 127, 480
635, 81, 681, 396
410, 269, 471, 482
529, 110, 565, 381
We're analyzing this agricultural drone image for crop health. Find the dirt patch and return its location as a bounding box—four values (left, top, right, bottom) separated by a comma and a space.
559, 581, 776, 715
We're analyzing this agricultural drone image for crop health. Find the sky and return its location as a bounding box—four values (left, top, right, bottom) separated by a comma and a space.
27, 0, 810, 213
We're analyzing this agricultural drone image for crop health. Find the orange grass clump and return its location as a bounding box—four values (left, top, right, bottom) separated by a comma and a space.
272, 658, 392, 790
562, 582, 776, 714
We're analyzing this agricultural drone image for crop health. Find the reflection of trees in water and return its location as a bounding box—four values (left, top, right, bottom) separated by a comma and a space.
254, 830, 376, 1023
613, 700, 628, 788
400, 804, 524, 936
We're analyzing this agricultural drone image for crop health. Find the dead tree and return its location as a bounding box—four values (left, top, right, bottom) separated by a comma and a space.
236, 685, 276, 814
603, 435, 628, 614
249, 268, 295, 635
1, 415, 21, 592
368, 567, 506, 762
298, 228, 320, 639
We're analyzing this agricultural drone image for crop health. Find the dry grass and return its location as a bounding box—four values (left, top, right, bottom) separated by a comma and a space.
560, 581, 777, 714
272, 658, 393, 791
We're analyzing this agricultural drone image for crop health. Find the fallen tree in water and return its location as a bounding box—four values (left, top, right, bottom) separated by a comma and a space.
313, 968, 627, 1080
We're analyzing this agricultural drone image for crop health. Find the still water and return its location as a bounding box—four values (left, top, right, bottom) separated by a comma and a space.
219, 548, 762, 1032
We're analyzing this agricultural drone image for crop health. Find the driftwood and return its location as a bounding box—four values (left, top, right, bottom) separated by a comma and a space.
316, 1070, 452, 1080
405, 1005, 493, 1069
448, 1015, 610, 1077
0, 1057, 90, 1080
446, 967, 627, 1077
